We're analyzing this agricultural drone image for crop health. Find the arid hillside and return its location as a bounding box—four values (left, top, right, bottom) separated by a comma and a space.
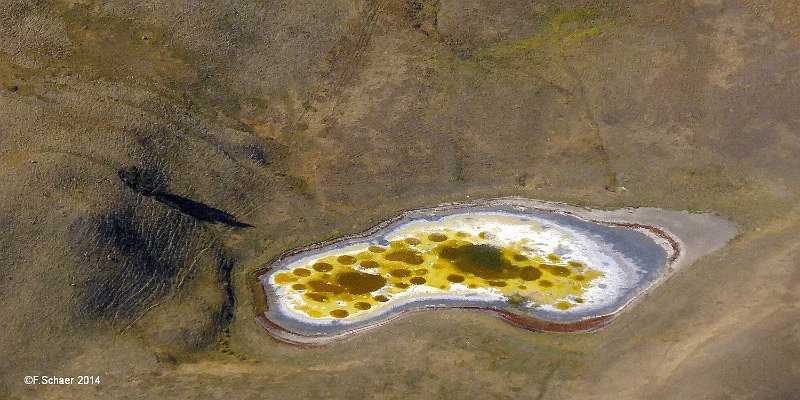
1, 1, 798, 399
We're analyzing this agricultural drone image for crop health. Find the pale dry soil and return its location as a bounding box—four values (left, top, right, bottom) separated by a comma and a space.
1, 0, 798, 399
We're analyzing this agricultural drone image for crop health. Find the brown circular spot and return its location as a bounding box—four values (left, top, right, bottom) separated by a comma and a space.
373, 295, 389, 302
308, 280, 345, 294
360, 260, 380, 269
384, 250, 425, 265
412, 268, 428, 276
513, 254, 528, 261
410, 277, 426, 285
447, 274, 465, 283
574, 275, 585, 281
306, 292, 328, 302
291, 283, 306, 290
438, 243, 512, 279
478, 231, 489, 239
293, 268, 311, 277
538, 280, 553, 288
487, 280, 507, 287
428, 233, 448, 242
404, 237, 421, 245
354, 302, 372, 310
548, 265, 570, 277
390, 268, 411, 278
336, 271, 387, 294
520, 266, 542, 281
575, 298, 584, 303
273, 273, 296, 284
337, 255, 357, 265
547, 253, 560, 262
339, 293, 355, 301
368, 246, 387, 253
395, 282, 410, 289
312, 262, 333, 272
518, 285, 527, 290
330, 309, 349, 318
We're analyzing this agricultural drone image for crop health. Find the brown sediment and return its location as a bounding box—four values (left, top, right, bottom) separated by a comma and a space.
428, 233, 448, 242
337, 255, 357, 265
336, 270, 387, 294
359, 260, 380, 269
438, 243, 515, 279
384, 249, 425, 265
251, 199, 689, 346
313, 262, 334, 272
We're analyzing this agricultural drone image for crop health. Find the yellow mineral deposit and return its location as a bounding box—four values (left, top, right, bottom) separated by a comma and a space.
269, 228, 603, 320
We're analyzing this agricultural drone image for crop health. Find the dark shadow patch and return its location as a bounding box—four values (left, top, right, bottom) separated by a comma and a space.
153, 192, 254, 228
72, 201, 236, 342
78, 207, 189, 319
118, 166, 253, 228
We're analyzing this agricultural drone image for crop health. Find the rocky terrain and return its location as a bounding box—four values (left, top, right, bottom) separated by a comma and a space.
1, 0, 798, 398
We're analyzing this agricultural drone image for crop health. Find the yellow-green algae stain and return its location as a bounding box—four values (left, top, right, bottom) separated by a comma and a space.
270, 228, 603, 320
472, 8, 604, 62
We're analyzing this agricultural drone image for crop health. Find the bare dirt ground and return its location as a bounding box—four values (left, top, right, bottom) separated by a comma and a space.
1, 0, 798, 399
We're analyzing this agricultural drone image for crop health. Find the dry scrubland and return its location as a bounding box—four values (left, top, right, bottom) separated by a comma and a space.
1, 0, 798, 399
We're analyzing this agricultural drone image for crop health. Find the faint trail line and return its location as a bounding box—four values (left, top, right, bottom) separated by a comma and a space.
536, 364, 560, 400
336, 0, 381, 87
285, 0, 384, 209
564, 65, 619, 189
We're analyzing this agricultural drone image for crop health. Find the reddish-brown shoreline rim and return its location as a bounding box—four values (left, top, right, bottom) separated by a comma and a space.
250, 200, 682, 347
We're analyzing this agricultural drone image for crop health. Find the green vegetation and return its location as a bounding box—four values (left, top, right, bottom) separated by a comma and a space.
472, 7, 604, 63
549, 8, 598, 31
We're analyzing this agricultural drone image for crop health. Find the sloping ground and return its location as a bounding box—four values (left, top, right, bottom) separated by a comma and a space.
1, 0, 798, 399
